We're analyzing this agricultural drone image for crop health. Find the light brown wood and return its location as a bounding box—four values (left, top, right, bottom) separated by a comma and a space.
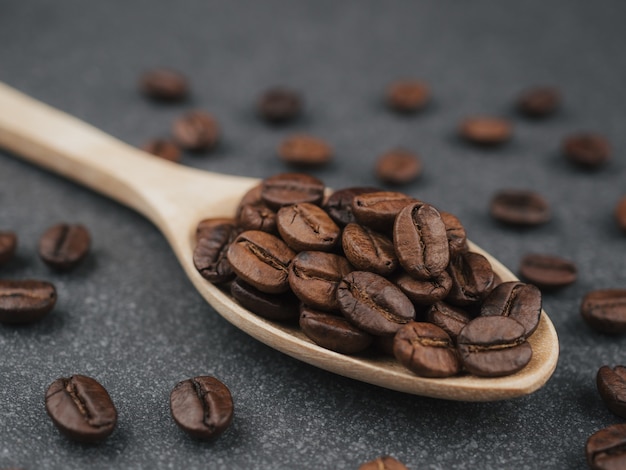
0, 82, 559, 401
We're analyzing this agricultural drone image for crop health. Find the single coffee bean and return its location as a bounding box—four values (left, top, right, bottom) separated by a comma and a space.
170, 376, 233, 440
395, 271, 452, 305
459, 116, 512, 146
581, 289, 626, 334
195, 217, 236, 242
0, 280, 57, 324
616, 196, 626, 233
394, 202, 449, 280
45, 375, 117, 443
237, 203, 277, 234
289, 251, 353, 312
563, 133, 611, 169
359, 456, 409, 470
489, 189, 551, 226
0, 231, 17, 266
342, 223, 398, 276
227, 230, 295, 294
299, 306, 373, 354
426, 301, 472, 341
440, 211, 468, 257
172, 110, 219, 151
257, 87, 302, 124
446, 251, 494, 306
352, 191, 417, 232
586, 424, 626, 470
597, 365, 626, 419
393, 322, 460, 378
519, 253, 577, 290
141, 139, 182, 162
235, 184, 264, 219
230, 278, 299, 321
386, 80, 430, 113
457, 316, 532, 377
323, 187, 380, 227
260, 173, 325, 210
278, 134, 332, 167
375, 148, 422, 186
276, 203, 340, 252
139, 68, 188, 102
337, 271, 415, 336
38, 223, 90, 271
193, 220, 238, 284
516, 86, 561, 118
481, 281, 542, 337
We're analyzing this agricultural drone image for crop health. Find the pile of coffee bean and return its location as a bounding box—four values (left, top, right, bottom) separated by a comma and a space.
193, 172, 543, 379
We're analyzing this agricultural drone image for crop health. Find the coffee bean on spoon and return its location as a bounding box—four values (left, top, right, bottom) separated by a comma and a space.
446, 251, 494, 307
426, 301, 472, 341
480, 281, 542, 337
342, 223, 398, 276
395, 271, 452, 305
230, 278, 299, 322
260, 173, 325, 210
440, 211, 468, 257
300, 305, 373, 354
352, 191, 418, 232
193, 219, 238, 284
323, 187, 380, 227
276, 203, 340, 252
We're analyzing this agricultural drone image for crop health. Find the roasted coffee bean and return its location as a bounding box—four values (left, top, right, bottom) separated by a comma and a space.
235, 184, 264, 218
563, 133, 611, 169
489, 189, 551, 226
170, 376, 233, 440
258, 87, 302, 124
193, 220, 238, 283
426, 301, 472, 341
459, 117, 512, 146
616, 196, 626, 233
172, 110, 219, 151
230, 278, 299, 321
227, 230, 295, 294
260, 173, 325, 210
300, 306, 373, 354
481, 281, 542, 337
375, 148, 422, 186
359, 456, 409, 470
586, 424, 626, 470
519, 253, 577, 290
581, 289, 626, 334
45, 375, 117, 443
238, 203, 277, 234
386, 80, 430, 114
393, 322, 460, 377
352, 191, 417, 232
440, 211, 468, 257
323, 187, 380, 227
276, 203, 340, 252
278, 134, 332, 167
337, 271, 415, 336
597, 365, 626, 419
394, 202, 449, 280
38, 223, 90, 271
342, 223, 397, 276
457, 316, 532, 377
0, 280, 57, 324
446, 251, 494, 306
395, 271, 452, 305
141, 139, 182, 162
0, 231, 17, 266
289, 251, 353, 312
195, 217, 237, 242
139, 68, 188, 102
516, 86, 561, 118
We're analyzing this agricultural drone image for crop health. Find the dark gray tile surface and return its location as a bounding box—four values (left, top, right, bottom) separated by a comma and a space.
1, 1, 625, 468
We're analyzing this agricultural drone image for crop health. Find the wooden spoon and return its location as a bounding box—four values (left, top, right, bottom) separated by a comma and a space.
0, 82, 559, 401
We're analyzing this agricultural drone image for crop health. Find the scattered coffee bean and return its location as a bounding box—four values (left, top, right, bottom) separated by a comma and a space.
426, 301, 472, 341
586, 424, 626, 470
260, 173, 325, 210
395, 271, 452, 305
459, 116, 512, 146
386, 80, 430, 114
0, 231, 17, 266
276, 203, 340, 252
375, 148, 422, 186
614, 196, 626, 234
440, 211, 468, 257
352, 191, 418, 232
581, 289, 626, 334
300, 306, 373, 354
597, 365, 626, 419
517, 86, 560, 118
170, 376, 233, 440
258, 87, 302, 124
489, 189, 551, 226
323, 187, 380, 227
481, 281, 542, 337
394, 321, 460, 377
45, 375, 117, 443
0, 279, 57, 324
172, 110, 219, 151
38, 223, 90, 271
141, 139, 182, 162
139, 68, 188, 102
359, 455, 409, 470
193, 219, 238, 284
230, 278, 299, 321
563, 133, 611, 169
342, 223, 398, 276
519, 253, 577, 290
278, 134, 332, 167
446, 251, 494, 306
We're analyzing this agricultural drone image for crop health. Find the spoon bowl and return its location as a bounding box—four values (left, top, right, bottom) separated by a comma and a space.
0, 82, 559, 401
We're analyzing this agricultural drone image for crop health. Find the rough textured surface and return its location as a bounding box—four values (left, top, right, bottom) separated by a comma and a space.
0, 1, 625, 468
